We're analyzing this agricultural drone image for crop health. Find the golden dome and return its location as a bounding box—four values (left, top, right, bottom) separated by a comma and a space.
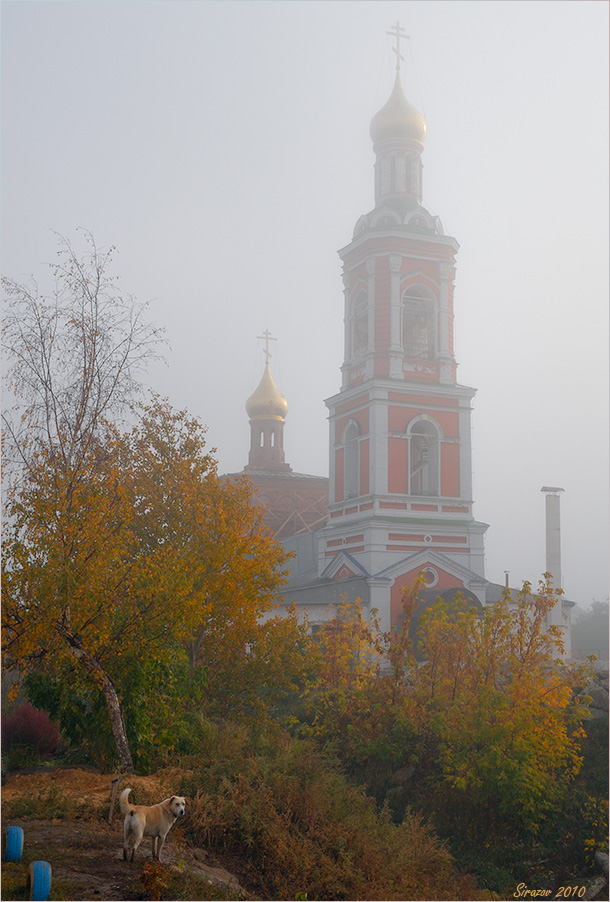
246, 365, 288, 420
370, 72, 426, 146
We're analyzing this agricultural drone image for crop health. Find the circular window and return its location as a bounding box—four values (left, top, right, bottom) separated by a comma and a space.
422, 567, 438, 588
424, 534, 433, 544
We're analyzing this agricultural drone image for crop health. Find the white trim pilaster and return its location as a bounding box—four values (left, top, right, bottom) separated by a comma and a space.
365, 256, 376, 379
438, 261, 452, 384
367, 578, 393, 633
458, 396, 473, 503
341, 270, 351, 389
389, 254, 403, 378
368, 389, 388, 496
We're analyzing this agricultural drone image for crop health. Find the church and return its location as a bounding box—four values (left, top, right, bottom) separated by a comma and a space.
230, 28, 572, 650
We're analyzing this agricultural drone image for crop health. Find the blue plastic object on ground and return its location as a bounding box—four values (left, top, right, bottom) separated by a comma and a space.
28, 860, 52, 901
4, 824, 24, 861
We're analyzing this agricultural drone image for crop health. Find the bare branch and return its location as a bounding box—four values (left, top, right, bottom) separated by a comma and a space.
2, 230, 166, 479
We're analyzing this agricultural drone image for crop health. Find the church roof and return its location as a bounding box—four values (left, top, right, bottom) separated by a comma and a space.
244, 469, 327, 481
485, 581, 576, 609
246, 364, 288, 420
282, 575, 371, 611
369, 71, 426, 147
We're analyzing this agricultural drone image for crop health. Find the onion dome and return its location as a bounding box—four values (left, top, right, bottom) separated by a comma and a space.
246, 365, 288, 420
370, 72, 426, 146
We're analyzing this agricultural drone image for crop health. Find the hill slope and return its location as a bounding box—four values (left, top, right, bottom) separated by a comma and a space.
2, 767, 251, 901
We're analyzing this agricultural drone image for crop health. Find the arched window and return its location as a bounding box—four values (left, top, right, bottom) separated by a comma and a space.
402, 285, 435, 359
409, 420, 440, 496
344, 422, 360, 499
351, 291, 368, 359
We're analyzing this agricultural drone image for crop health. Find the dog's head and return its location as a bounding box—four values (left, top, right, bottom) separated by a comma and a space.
169, 796, 186, 818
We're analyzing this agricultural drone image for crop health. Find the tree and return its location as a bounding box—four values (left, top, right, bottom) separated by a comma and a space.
2, 231, 164, 476
2, 423, 143, 770
3, 233, 164, 771
298, 600, 396, 769
2, 237, 292, 770
2, 400, 292, 771
407, 580, 591, 834
300, 577, 593, 840
120, 401, 296, 720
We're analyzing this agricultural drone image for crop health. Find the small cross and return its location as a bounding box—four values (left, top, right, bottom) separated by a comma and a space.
257, 329, 277, 365
386, 20, 409, 74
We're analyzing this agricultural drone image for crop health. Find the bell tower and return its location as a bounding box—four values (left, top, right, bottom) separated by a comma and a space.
320, 26, 488, 630
246, 331, 291, 473
229, 330, 328, 540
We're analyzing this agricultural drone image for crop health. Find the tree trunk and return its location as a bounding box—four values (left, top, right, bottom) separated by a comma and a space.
57, 624, 134, 772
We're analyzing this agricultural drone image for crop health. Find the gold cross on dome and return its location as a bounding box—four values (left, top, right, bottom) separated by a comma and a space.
387, 20, 409, 73
257, 329, 277, 365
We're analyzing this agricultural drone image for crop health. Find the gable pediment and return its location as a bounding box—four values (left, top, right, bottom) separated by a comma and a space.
321, 551, 371, 581
375, 549, 488, 588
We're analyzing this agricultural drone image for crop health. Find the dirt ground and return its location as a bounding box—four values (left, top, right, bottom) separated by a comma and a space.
1, 767, 249, 901
2, 766, 172, 808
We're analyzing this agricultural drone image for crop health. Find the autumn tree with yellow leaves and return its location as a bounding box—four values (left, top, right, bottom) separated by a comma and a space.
2, 232, 162, 771
408, 580, 592, 835
2, 236, 293, 771
302, 578, 593, 843
3, 401, 294, 771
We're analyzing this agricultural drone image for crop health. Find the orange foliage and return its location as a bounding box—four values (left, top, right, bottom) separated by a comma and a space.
408, 580, 592, 830
2, 398, 292, 761
303, 575, 594, 836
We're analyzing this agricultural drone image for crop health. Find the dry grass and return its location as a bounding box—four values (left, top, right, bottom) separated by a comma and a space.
180, 724, 493, 901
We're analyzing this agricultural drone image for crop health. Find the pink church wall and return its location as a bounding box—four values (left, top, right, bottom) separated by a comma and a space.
390, 566, 464, 627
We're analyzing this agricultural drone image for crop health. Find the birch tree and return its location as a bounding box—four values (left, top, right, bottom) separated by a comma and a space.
3, 239, 291, 770
2, 402, 290, 772
2, 230, 163, 475
2, 233, 164, 770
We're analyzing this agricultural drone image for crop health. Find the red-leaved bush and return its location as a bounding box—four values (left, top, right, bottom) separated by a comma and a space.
1, 703, 59, 756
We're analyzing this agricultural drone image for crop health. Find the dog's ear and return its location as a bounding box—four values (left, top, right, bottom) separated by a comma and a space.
170, 796, 175, 802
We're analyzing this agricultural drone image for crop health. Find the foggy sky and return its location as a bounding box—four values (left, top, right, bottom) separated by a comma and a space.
2, 1, 608, 606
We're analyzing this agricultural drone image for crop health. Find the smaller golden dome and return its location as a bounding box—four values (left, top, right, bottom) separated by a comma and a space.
246, 365, 289, 420
370, 72, 426, 146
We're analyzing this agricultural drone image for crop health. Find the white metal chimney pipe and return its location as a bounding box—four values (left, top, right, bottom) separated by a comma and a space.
540, 486, 564, 589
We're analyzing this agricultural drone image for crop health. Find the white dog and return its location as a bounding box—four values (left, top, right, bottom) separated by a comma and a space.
120, 787, 186, 862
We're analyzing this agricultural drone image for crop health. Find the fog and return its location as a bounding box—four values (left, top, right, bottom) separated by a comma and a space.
2, 1, 608, 606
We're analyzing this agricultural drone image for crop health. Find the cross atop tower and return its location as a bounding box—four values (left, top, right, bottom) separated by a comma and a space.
386, 20, 409, 74
257, 328, 277, 365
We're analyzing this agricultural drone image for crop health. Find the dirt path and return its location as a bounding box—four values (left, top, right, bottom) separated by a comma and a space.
5, 816, 247, 900
2, 767, 249, 901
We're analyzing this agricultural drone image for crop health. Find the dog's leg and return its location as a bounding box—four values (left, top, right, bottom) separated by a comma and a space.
151, 835, 158, 859
156, 833, 166, 862
130, 848, 135, 863
123, 848, 127, 861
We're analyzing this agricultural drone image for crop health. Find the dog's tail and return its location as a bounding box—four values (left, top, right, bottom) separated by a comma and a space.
119, 787, 134, 816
